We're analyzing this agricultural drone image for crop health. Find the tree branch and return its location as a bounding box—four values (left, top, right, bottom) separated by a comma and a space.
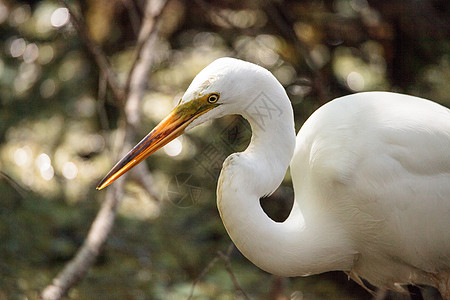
124, 0, 168, 196
59, 0, 126, 105
97, 70, 110, 132
124, 0, 168, 111
41, 182, 124, 300
195, 0, 326, 105
130, 163, 162, 202
261, 0, 330, 104
218, 244, 250, 300
187, 251, 221, 300
41, 1, 169, 299
187, 243, 249, 300
120, 0, 141, 37
0, 170, 28, 200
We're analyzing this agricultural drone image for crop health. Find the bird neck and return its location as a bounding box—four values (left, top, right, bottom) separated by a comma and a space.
217, 89, 356, 276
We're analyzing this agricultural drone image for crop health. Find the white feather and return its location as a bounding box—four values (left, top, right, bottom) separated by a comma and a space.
185, 58, 450, 297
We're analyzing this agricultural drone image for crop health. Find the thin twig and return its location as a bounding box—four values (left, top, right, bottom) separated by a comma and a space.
124, 0, 168, 100
59, 0, 126, 105
130, 164, 162, 202
373, 288, 388, 300
0, 170, 28, 200
120, 0, 141, 37
187, 243, 250, 300
194, 0, 316, 104
261, 0, 330, 104
194, 0, 235, 29
218, 244, 250, 300
194, 0, 254, 57
97, 70, 110, 132
187, 252, 221, 300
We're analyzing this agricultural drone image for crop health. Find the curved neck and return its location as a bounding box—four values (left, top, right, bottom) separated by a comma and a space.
217, 90, 356, 276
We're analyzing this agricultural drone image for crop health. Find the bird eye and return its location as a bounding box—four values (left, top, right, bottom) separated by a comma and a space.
207, 93, 219, 104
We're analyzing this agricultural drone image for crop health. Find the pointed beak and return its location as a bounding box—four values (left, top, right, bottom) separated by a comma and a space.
96, 98, 217, 190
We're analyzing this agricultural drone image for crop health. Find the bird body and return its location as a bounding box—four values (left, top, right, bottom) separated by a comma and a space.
290, 92, 450, 290
97, 58, 450, 298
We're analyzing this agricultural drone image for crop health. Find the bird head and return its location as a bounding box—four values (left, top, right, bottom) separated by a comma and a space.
96, 57, 266, 190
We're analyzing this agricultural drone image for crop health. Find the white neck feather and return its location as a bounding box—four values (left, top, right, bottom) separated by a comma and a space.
216, 87, 356, 277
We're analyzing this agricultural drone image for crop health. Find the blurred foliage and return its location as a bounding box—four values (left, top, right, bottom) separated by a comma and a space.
0, 0, 448, 299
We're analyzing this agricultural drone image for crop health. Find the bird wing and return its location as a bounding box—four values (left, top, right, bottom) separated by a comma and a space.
291, 92, 450, 279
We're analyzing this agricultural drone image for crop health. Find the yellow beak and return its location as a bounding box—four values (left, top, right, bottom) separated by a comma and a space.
96, 97, 218, 190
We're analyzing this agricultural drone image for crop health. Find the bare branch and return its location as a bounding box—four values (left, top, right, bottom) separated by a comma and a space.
41, 1, 169, 299
268, 276, 288, 300
130, 164, 162, 202
120, 0, 141, 36
41, 181, 124, 300
124, 0, 168, 117
261, 0, 330, 103
195, 0, 325, 105
194, 0, 235, 29
373, 288, 388, 300
218, 244, 250, 300
187, 243, 250, 300
194, 0, 252, 57
123, 0, 169, 199
0, 170, 28, 200
97, 71, 110, 132
59, 0, 126, 104
187, 251, 221, 300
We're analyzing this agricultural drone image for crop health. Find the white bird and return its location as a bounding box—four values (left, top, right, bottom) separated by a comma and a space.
97, 58, 450, 298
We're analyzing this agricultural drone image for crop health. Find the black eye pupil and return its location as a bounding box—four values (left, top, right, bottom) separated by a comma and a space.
208, 94, 218, 103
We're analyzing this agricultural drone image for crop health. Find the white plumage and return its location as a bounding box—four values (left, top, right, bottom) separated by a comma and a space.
97, 58, 450, 298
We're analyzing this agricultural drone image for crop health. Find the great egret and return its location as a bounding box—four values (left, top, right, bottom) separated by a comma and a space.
97, 58, 450, 298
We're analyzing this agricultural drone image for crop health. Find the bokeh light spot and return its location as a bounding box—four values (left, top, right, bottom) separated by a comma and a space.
23, 43, 39, 63
40, 165, 54, 181
38, 44, 54, 65
347, 71, 365, 91
40, 78, 57, 98
14, 148, 29, 166
164, 138, 182, 157
10, 38, 26, 58
36, 153, 51, 170
62, 162, 78, 180
51, 8, 69, 28
9, 4, 31, 26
